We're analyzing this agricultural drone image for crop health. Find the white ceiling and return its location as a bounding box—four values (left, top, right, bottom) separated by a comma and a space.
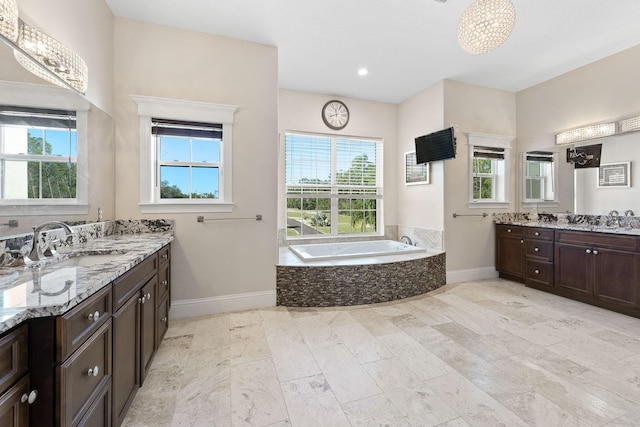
104, 0, 640, 104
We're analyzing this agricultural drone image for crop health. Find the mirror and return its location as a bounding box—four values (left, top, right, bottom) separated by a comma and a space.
519, 150, 561, 212
0, 33, 115, 237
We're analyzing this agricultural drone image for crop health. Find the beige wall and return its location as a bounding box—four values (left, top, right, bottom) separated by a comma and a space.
113, 18, 279, 304
516, 44, 640, 213
443, 80, 517, 274
17, 0, 114, 114
277, 89, 399, 237
396, 81, 445, 231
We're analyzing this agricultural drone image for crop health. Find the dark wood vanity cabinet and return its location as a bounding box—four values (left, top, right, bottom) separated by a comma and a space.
495, 224, 524, 281
523, 227, 555, 291
0, 325, 30, 427
555, 230, 640, 313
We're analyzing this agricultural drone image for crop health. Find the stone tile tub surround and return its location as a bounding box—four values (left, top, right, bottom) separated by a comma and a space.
494, 212, 640, 234
277, 252, 446, 307
0, 219, 174, 334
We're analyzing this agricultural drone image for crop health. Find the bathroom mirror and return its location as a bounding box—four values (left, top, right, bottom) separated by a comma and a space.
0, 36, 115, 238
519, 150, 561, 211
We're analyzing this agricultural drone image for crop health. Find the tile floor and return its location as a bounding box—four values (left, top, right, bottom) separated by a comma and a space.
122, 279, 640, 426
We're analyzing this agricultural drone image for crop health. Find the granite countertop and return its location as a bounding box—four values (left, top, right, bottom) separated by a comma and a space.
493, 212, 640, 236
0, 227, 173, 335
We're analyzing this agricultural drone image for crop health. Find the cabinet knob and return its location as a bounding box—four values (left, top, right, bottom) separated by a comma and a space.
88, 310, 100, 322
146, 292, 151, 300
140, 296, 146, 304
534, 247, 540, 252
161, 280, 168, 286
586, 249, 592, 254
534, 232, 540, 236
87, 366, 99, 377
162, 254, 168, 259
161, 317, 167, 323
507, 229, 512, 233
534, 269, 540, 274
20, 390, 37, 404
520, 240, 524, 244
593, 250, 599, 255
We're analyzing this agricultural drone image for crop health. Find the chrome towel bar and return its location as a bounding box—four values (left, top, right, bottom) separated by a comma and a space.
197, 214, 262, 222
452, 213, 488, 218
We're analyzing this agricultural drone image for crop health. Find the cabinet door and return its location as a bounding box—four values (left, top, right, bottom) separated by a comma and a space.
140, 277, 157, 385
593, 248, 640, 308
555, 243, 592, 295
112, 293, 140, 427
76, 377, 111, 427
496, 235, 524, 279
0, 375, 29, 427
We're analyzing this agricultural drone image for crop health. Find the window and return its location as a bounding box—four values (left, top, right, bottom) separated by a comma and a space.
467, 133, 513, 207
133, 96, 236, 213
285, 132, 383, 237
0, 81, 90, 216
523, 151, 556, 202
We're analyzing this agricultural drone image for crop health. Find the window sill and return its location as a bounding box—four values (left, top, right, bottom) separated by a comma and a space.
522, 201, 559, 209
467, 201, 510, 209
0, 203, 89, 216
139, 202, 234, 214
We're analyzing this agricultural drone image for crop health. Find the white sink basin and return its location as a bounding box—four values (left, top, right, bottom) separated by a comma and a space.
54, 254, 123, 267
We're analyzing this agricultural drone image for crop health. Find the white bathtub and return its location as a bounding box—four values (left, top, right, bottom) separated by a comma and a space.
288, 239, 425, 262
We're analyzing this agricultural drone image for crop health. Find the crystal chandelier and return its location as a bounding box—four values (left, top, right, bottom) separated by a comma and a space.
457, 0, 516, 55
0, 0, 19, 42
15, 21, 88, 93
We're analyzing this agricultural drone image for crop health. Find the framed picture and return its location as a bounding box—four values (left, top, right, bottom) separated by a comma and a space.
405, 151, 430, 185
597, 162, 631, 188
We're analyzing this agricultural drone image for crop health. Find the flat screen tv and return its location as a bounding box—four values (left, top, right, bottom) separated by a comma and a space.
415, 127, 456, 164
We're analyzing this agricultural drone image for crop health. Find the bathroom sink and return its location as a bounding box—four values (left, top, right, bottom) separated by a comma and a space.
53, 254, 123, 268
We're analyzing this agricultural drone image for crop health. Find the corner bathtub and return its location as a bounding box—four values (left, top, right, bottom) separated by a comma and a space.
289, 239, 425, 262
277, 240, 446, 307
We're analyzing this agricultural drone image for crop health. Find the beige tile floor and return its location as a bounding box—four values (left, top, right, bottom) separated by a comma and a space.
122, 279, 640, 427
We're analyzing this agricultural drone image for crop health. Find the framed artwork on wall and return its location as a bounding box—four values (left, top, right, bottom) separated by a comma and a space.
597, 162, 631, 188
405, 151, 430, 185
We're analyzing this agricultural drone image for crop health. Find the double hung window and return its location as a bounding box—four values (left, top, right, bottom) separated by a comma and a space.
524, 151, 555, 202
0, 106, 77, 200
467, 133, 513, 207
285, 132, 383, 237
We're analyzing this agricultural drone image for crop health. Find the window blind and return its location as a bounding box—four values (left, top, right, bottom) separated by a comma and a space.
0, 106, 76, 129
151, 118, 222, 139
526, 151, 554, 162
473, 146, 504, 160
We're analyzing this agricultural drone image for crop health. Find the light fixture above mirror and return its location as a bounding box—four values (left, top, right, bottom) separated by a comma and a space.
0, 0, 18, 42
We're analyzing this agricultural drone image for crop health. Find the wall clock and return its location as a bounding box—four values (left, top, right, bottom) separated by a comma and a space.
322, 100, 350, 130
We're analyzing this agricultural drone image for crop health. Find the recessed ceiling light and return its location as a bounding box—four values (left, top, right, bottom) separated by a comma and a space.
357, 68, 369, 76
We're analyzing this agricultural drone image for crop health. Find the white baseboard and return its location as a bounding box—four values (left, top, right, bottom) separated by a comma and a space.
446, 267, 498, 284
171, 290, 277, 319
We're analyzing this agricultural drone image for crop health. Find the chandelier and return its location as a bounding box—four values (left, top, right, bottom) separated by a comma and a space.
457, 0, 516, 55
0, 0, 19, 42
15, 21, 88, 93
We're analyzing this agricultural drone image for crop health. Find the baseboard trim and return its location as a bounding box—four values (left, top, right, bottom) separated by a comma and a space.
447, 267, 498, 284
171, 290, 276, 319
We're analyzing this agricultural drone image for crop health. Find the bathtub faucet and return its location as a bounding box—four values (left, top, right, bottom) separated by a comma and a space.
400, 235, 413, 246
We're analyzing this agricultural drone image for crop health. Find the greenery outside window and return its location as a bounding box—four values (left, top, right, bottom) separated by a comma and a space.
285, 132, 383, 237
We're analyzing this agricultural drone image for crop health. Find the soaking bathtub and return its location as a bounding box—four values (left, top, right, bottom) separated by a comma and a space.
288, 239, 425, 262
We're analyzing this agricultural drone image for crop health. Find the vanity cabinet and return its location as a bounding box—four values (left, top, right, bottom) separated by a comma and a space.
0, 325, 31, 427
555, 230, 640, 312
523, 227, 554, 291
495, 224, 524, 281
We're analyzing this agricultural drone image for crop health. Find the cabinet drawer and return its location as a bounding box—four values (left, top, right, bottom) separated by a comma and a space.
496, 224, 522, 237
523, 227, 554, 241
525, 240, 553, 261
556, 229, 640, 252
0, 325, 27, 396
525, 260, 553, 285
158, 244, 170, 266
57, 286, 112, 362
157, 264, 170, 303
113, 255, 157, 311
157, 296, 169, 345
57, 320, 112, 427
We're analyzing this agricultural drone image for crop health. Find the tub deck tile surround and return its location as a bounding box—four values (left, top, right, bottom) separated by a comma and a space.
277, 252, 446, 307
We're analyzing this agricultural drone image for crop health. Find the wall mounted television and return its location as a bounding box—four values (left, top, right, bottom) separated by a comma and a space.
415, 127, 456, 164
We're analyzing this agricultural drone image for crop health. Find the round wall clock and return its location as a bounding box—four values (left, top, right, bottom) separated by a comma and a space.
322, 100, 350, 130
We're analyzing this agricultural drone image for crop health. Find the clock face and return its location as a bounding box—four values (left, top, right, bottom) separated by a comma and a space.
322, 100, 349, 130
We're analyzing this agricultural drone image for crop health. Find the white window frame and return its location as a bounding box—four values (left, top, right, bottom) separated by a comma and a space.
0, 81, 89, 216
467, 132, 513, 209
284, 131, 384, 239
132, 95, 237, 213
521, 151, 559, 209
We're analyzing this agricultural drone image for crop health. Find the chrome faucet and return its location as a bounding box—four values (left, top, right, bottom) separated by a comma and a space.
29, 221, 74, 262
624, 210, 635, 217
608, 210, 620, 227
400, 235, 413, 246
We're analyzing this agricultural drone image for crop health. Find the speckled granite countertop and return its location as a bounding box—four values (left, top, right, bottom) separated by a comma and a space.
0, 220, 174, 334
494, 212, 640, 236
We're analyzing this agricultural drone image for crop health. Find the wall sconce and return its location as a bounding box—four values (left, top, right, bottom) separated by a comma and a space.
0, 0, 19, 42
555, 122, 616, 145
15, 21, 88, 93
